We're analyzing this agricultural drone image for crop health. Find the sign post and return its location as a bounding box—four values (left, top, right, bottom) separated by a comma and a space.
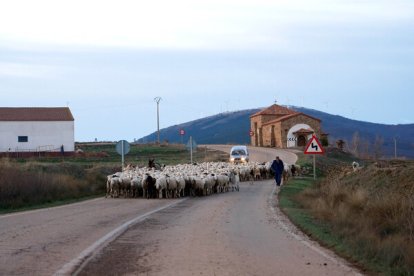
179, 129, 185, 144
190, 136, 193, 164
186, 136, 197, 164
116, 140, 130, 170
304, 135, 325, 179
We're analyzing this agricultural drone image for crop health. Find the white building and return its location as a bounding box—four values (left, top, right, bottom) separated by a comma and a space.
0, 107, 75, 152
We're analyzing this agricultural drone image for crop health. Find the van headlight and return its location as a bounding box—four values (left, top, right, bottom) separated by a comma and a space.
230, 157, 235, 162
241, 157, 245, 161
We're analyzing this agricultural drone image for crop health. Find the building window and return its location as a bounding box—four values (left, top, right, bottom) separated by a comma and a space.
18, 136, 28, 143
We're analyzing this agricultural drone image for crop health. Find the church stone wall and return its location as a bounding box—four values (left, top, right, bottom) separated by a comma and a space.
281, 115, 321, 147
250, 106, 322, 148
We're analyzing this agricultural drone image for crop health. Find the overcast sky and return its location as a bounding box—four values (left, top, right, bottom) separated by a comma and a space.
1, 0, 413, 142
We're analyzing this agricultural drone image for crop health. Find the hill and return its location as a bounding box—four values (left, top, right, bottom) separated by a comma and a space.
291, 106, 413, 159
139, 107, 413, 159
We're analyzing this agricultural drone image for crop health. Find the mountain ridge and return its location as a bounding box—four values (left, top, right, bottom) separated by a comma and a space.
139, 107, 413, 159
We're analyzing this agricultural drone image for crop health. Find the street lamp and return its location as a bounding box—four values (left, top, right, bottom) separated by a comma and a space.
154, 97, 162, 144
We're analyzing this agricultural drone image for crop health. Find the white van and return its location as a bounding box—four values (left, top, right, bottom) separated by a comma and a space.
229, 145, 249, 163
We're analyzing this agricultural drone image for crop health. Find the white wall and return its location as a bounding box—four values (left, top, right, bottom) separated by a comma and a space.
0, 121, 75, 152
286, 123, 314, 148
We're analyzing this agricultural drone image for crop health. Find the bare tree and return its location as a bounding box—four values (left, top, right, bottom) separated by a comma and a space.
360, 138, 371, 159
351, 132, 360, 157
373, 135, 384, 160
336, 139, 345, 151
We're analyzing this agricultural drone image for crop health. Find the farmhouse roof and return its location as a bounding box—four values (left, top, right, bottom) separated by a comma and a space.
250, 104, 297, 118
0, 107, 74, 121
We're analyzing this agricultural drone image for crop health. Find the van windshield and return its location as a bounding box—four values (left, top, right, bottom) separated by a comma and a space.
231, 150, 246, 156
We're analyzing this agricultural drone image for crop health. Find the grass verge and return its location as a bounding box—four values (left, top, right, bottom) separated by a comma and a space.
280, 166, 414, 275
279, 178, 369, 272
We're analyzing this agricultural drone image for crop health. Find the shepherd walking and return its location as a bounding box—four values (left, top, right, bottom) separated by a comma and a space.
271, 156, 284, 186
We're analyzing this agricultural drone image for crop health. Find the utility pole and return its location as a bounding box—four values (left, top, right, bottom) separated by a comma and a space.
154, 97, 162, 144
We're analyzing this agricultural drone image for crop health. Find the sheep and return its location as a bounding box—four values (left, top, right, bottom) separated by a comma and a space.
131, 176, 143, 198
352, 161, 362, 172
229, 171, 240, 192
142, 173, 157, 199
155, 176, 169, 199
282, 164, 291, 183
191, 176, 206, 196
106, 175, 113, 198
118, 173, 132, 198
109, 176, 121, 198
203, 174, 217, 196
105, 160, 290, 200
176, 175, 186, 198
253, 165, 261, 181
167, 175, 178, 198
216, 174, 230, 193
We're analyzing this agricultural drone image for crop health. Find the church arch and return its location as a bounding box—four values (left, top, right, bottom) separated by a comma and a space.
287, 124, 314, 148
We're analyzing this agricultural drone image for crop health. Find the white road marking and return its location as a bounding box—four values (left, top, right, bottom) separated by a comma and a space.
269, 184, 362, 275
54, 198, 188, 276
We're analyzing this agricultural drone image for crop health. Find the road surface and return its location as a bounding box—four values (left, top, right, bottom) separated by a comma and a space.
204, 144, 298, 164
0, 146, 360, 276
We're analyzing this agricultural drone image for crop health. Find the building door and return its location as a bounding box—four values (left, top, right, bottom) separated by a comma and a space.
271, 125, 275, 147
297, 135, 307, 147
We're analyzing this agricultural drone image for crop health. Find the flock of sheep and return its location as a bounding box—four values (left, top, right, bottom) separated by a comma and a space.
105, 161, 289, 199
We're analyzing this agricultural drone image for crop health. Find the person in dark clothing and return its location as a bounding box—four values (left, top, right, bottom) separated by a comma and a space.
148, 158, 155, 168
271, 156, 284, 186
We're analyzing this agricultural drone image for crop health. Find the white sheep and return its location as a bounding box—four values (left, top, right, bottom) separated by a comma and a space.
155, 176, 169, 199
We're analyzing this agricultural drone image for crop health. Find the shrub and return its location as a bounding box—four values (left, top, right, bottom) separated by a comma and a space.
298, 163, 414, 274
0, 160, 107, 210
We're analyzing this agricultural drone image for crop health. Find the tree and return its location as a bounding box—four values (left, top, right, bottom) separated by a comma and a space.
336, 139, 345, 151
351, 132, 360, 157
320, 136, 329, 147
373, 135, 384, 160
360, 138, 370, 159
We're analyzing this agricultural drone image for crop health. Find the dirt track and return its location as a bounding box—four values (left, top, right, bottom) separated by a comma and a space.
0, 145, 361, 275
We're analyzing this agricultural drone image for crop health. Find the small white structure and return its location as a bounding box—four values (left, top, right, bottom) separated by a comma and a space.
0, 107, 75, 152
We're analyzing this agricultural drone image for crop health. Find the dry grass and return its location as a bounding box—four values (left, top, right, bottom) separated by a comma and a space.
297, 161, 414, 274
0, 159, 107, 210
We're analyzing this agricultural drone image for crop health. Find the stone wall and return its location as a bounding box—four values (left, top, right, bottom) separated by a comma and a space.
281, 114, 321, 147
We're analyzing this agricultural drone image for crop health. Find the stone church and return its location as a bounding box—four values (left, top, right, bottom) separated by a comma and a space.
250, 104, 323, 148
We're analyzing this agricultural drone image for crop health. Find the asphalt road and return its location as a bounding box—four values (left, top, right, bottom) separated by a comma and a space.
204, 144, 299, 165
78, 180, 359, 276
0, 146, 360, 276
0, 198, 180, 275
